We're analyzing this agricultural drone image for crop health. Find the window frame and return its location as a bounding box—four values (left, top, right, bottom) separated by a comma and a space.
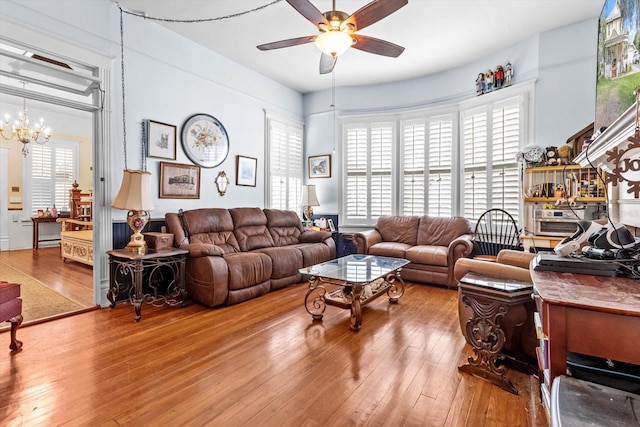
23, 138, 79, 216
265, 113, 304, 212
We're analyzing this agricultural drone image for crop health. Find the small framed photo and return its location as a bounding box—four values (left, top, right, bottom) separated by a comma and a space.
308, 154, 331, 179
147, 120, 176, 160
236, 155, 257, 187
159, 162, 201, 199
327, 218, 336, 232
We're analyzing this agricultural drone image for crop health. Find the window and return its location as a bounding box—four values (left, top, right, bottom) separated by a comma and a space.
26, 140, 79, 215
344, 121, 394, 224
266, 116, 303, 211
401, 115, 454, 217
462, 97, 522, 224
341, 87, 530, 227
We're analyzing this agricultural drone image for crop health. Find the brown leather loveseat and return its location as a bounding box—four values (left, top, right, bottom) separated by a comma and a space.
165, 207, 335, 307
353, 215, 474, 288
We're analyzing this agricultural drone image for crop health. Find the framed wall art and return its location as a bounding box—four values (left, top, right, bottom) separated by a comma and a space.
147, 120, 176, 160
180, 113, 230, 168
308, 154, 331, 179
159, 161, 201, 199
236, 155, 257, 187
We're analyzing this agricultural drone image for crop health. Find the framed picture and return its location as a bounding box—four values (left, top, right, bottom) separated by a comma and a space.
236, 155, 257, 187
327, 218, 336, 232
308, 154, 331, 179
180, 113, 230, 168
147, 120, 176, 160
159, 161, 201, 199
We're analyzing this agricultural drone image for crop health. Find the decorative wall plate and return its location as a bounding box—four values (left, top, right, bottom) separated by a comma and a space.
180, 113, 230, 168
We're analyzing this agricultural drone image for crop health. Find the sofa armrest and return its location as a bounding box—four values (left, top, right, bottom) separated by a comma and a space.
353, 229, 382, 254
454, 257, 532, 284
447, 234, 474, 259
496, 249, 535, 269
299, 230, 332, 243
182, 243, 225, 258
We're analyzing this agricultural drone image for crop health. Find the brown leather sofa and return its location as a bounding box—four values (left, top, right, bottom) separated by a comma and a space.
353, 215, 474, 288
164, 207, 335, 307
454, 250, 537, 367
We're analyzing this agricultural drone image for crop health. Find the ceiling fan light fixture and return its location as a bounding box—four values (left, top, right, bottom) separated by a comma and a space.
315, 30, 353, 56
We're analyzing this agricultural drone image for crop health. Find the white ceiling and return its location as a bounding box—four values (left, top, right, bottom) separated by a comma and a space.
116, 0, 605, 94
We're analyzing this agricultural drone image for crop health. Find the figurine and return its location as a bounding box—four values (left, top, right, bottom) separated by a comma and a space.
495, 65, 505, 89
485, 70, 494, 92
505, 62, 513, 86
475, 73, 485, 95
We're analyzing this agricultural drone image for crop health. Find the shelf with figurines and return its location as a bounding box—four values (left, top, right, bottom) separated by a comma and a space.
475, 62, 513, 96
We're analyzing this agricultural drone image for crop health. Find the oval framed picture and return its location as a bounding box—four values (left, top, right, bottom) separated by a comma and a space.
180, 113, 230, 168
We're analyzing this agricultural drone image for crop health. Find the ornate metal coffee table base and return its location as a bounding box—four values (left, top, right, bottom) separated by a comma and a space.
304, 272, 405, 332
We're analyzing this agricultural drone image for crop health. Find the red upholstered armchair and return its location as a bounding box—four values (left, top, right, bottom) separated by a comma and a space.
0, 281, 23, 351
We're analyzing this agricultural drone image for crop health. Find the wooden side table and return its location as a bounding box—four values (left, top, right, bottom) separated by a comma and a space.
107, 248, 188, 321
31, 216, 63, 249
458, 273, 534, 395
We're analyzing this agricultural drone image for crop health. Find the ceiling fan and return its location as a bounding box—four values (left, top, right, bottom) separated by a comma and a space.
257, 0, 408, 74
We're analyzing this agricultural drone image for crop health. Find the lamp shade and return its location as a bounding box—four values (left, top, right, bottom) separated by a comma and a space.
111, 169, 155, 211
315, 31, 353, 56
300, 184, 320, 207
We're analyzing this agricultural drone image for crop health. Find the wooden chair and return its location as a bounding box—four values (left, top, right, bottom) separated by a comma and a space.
0, 281, 23, 351
473, 208, 522, 261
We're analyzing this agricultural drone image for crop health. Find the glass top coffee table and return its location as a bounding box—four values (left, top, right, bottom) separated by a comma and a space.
299, 254, 410, 331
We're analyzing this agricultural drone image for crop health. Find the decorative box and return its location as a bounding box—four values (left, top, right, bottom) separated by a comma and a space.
144, 232, 174, 250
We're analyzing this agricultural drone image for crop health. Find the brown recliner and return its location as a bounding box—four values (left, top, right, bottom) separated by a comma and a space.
454, 250, 537, 367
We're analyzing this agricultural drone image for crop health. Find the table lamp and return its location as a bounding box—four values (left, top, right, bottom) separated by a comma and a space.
111, 169, 155, 253
300, 184, 320, 223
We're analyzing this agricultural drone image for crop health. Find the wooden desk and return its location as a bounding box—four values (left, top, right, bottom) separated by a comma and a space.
531, 261, 640, 390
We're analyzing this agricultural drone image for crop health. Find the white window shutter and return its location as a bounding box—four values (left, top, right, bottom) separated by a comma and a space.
267, 118, 303, 211
29, 142, 78, 215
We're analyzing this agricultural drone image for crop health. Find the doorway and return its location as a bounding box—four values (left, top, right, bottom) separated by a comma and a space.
0, 35, 110, 309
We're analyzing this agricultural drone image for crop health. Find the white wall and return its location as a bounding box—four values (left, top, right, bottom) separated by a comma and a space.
302, 19, 599, 215
0, 0, 304, 222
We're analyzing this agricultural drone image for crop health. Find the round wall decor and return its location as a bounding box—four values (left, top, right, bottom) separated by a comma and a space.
180, 113, 229, 168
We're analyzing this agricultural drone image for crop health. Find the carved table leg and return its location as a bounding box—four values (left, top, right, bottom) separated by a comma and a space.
458, 293, 518, 395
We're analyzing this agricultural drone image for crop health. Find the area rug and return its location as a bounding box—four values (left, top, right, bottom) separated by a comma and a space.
0, 262, 85, 331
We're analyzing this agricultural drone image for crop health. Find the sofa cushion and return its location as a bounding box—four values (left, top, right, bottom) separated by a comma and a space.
264, 208, 303, 246
369, 242, 412, 259
225, 252, 272, 291
230, 207, 275, 251
406, 245, 449, 267
182, 208, 240, 254
255, 246, 303, 279
376, 216, 420, 245
416, 216, 470, 246
295, 243, 332, 267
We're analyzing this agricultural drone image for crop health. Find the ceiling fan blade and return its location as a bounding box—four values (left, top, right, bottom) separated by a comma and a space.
257, 36, 315, 51
342, 0, 408, 31
286, 0, 329, 28
319, 53, 337, 74
351, 34, 404, 57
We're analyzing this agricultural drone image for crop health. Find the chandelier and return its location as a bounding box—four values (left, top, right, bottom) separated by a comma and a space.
0, 82, 52, 156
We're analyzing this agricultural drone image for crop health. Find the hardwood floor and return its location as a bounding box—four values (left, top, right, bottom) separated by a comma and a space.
0, 280, 548, 426
0, 247, 94, 306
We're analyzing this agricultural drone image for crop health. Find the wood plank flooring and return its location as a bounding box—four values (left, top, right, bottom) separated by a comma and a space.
0, 247, 94, 307
0, 276, 548, 426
